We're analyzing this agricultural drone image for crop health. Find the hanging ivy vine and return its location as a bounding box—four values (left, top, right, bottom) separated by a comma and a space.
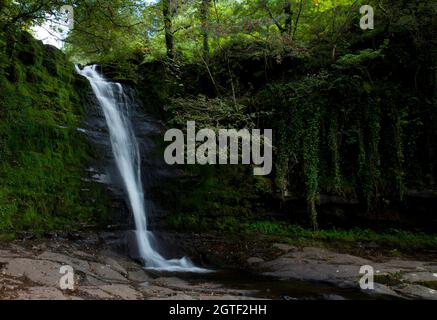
303, 110, 320, 230
328, 113, 342, 194
264, 35, 428, 227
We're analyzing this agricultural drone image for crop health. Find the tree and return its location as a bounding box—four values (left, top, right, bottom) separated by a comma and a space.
0, 0, 62, 27
259, 0, 304, 47
66, 0, 146, 64
199, 0, 210, 60
162, 0, 175, 59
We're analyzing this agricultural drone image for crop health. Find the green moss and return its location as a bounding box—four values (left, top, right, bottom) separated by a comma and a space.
0, 29, 110, 232
0, 233, 16, 241
166, 212, 437, 254
167, 212, 246, 234
374, 273, 404, 286
245, 221, 437, 252
417, 282, 437, 290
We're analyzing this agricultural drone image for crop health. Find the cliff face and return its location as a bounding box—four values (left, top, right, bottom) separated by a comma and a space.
0, 28, 109, 232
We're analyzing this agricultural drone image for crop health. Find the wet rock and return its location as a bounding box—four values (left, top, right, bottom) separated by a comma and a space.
247, 257, 264, 265
89, 262, 128, 283
272, 244, 296, 253
96, 284, 142, 300
402, 272, 437, 283
3, 234, 437, 300
322, 294, 346, 300
395, 284, 437, 300
152, 277, 190, 289
15, 287, 70, 300
80, 287, 115, 299
84, 275, 108, 286
101, 256, 128, 277
297, 247, 371, 266
2, 236, 265, 300
155, 293, 196, 300
0, 250, 19, 258
140, 284, 177, 298
255, 245, 437, 299
72, 250, 97, 260
4, 258, 62, 287
37, 251, 91, 274
377, 259, 426, 271
127, 270, 150, 283
150, 277, 257, 298
0, 277, 24, 292
368, 283, 403, 299
262, 258, 360, 287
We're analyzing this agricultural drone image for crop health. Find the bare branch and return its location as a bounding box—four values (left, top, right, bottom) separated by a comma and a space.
261, 0, 286, 33
291, 0, 304, 40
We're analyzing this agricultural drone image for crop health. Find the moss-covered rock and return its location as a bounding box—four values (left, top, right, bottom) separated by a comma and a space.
0, 28, 109, 232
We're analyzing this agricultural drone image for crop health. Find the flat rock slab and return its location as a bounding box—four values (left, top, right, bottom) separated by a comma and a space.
0, 239, 266, 300
0, 250, 20, 258
89, 262, 128, 283
14, 287, 75, 300
395, 284, 437, 300
247, 257, 265, 265
272, 243, 296, 253
255, 244, 437, 299
37, 251, 91, 274
2, 238, 437, 300
4, 258, 62, 287
127, 270, 150, 283
91, 284, 142, 300
402, 272, 437, 283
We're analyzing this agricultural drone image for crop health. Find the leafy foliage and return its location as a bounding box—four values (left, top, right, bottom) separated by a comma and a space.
1, 0, 436, 235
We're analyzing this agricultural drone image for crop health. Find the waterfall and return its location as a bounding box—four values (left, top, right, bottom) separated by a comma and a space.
76, 65, 206, 272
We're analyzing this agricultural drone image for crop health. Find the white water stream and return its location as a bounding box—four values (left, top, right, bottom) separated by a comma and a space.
76, 65, 207, 272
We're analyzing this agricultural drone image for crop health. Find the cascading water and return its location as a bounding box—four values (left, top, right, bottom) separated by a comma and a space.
76, 65, 207, 272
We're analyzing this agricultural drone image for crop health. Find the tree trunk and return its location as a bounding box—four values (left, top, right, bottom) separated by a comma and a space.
200, 0, 210, 60
162, 0, 175, 59
284, 1, 292, 35
308, 200, 318, 231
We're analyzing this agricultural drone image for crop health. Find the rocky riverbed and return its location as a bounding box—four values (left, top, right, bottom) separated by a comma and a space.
0, 234, 256, 300
250, 244, 437, 299
1, 232, 437, 300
